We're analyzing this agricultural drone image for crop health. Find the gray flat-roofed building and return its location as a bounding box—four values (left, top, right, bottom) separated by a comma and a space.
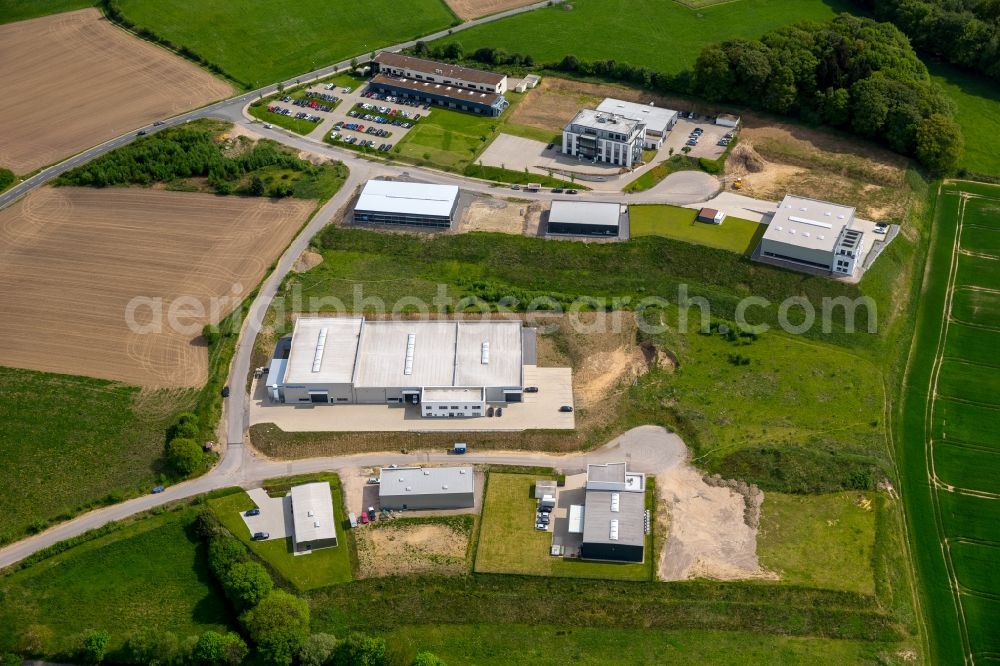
534, 479, 557, 499
354, 180, 460, 228
562, 109, 645, 167
580, 461, 646, 563
757, 194, 866, 276
272, 317, 525, 414
548, 200, 622, 237
596, 98, 677, 147
290, 482, 338, 552
379, 466, 475, 510
373, 51, 507, 94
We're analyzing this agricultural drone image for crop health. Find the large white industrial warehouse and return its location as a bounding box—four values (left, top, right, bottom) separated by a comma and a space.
353, 180, 460, 228
757, 195, 867, 276
266, 317, 527, 417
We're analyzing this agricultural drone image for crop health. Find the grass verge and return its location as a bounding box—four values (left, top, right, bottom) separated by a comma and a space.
628, 204, 765, 254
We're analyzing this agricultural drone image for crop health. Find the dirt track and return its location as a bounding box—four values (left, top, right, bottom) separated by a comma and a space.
0, 9, 232, 174
0, 187, 313, 388
445, 0, 539, 19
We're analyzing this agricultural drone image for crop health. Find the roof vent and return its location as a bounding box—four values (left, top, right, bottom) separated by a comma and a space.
610, 520, 619, 541
423, 470, 431, 476
775, 226, 783, 231
404, 333, 415, 375
311, 327, 329, 372
313, 521, 320, 528
481, 341, 490, 365
459, 469, 466, 474
307, 511, 314, 517
442, 484, 448, 490
405, 486, 412, 491
611, 493, 620, 512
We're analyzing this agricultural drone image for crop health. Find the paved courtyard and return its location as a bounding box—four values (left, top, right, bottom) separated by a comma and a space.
239, 488, 293, 542
249, 365, 574, 432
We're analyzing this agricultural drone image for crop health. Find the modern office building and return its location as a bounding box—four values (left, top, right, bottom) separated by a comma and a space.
757, 194, 867, 276
290, 482, 338, 553
562, 110, 645, 167
595, 98, 678, 149
369, 52, 509, 116
267, 316, 526, 416
579, 462, 646, 563
353, 179, 459, 228
378, 466, 475, 510
547, 200, 622, 237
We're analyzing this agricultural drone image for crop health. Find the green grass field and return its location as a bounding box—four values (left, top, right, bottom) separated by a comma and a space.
208, 474, 353, 590
116, 0, 457, 87
382, 625, 897, 665
0, 507, 230, 656
629, 204, 765, 254
0, 0, 93, 24
475, 474, 651, 580
928, 63, 1000, 177
430, 0, 852, 75
0, 366, 193, 546
899, 180, 1000, 663
758, 492, 877, 595
624, 155, 699, 193
247, 103, 322, 135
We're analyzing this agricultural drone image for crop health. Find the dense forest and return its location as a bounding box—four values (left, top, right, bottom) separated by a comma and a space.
56, 123, 343, 198
851, 0, 1000, 81
420, 14, 964, 174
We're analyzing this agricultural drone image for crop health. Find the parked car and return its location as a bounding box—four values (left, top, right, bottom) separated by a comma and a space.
263, 123, 274, 129
151, 485, 165, 494
566, 189, 578, 195
511, 184, 521, 190
367, 476, 379, 484
524, 386, 539, 393
559, 405, 574, 412
153, 120, 165, 126
136, 130, 147, 136
551, 188, 564, 194
221, 386, 230, 398
496, 407, 503, 416
487, 406, 495, 417
360, 513, 369, 525
536, 523, 547, 530
874, 223, 889, 234
546, 143, 554, 150
252, 532, 269, 540
367, 507, 377, 522
245, 508, 260, 517
348, 512, 358, 528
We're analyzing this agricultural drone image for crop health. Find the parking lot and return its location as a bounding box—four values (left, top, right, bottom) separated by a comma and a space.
305, 82, 431, 150
662, 116, 732, 159
239, 488, 293, 542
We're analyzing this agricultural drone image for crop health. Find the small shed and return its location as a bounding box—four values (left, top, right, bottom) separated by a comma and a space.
697, 207, 726, 225
535, 480, 557, 499
716, 113, 740, 128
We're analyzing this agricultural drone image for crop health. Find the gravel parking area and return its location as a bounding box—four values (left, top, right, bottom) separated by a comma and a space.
662, 117, 731, 159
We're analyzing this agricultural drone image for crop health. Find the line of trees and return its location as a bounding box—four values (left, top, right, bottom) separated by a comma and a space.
851, 0, 1000, 81
420, 13, 965, 174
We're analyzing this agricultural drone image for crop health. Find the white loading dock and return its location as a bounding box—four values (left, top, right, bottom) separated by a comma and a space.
270, 316, 525, 417
596, 98, 678, 149
353, 180, 460, 228
378, 466, 475, 510
290, 482, 338, 553
757, 194, 867, 276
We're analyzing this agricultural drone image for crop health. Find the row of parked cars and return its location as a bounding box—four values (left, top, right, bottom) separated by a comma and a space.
535, 503, 553, 531
686, 126, 705, 147
267, 105, 322, 123
358, 102, 420, 120
717, 130, 736, 147
292, 97, 334, 113
362, 90, 430, 110
306, 90, 340, 104
347, 108, 415, 129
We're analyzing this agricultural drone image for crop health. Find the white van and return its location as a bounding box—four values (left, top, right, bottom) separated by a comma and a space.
348, 512, 358, 528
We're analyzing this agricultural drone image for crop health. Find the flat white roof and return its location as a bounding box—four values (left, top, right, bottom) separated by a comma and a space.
290, 482, 336, 545
284, 317, 363, 385
762, 194, 856, 253
355, 180, 459, 218
567, 109, 643, 135
549, 200, 621, 228
569, 504, 585, 533
379, 466, 474, 496
596, 98, 677, 133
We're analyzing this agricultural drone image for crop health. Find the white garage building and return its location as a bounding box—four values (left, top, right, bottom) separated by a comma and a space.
268, 317, 526, 417
757, 195, 867, 276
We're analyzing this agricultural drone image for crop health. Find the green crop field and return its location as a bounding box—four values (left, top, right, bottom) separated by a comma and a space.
899, 181, 1000, 664
0, 0, 93, 24
950, 287, 1000, 328
116, 0, 458, 87
0, 508, 230, 656
0, 366, 193, 546
430, 0, 852, 76
758, 492, 876, 595
475, 473, 651, 580
209, 479, 353, 591
928, 63, 1000, 177
629, 204, 765, 255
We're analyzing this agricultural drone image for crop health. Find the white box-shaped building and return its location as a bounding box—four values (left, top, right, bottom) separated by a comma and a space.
353, 180, 460, 228
379, 466, 475, 510
757, 195, 866, 276
290, 482, 338, 553
271, 317, 525, 416
562, 110, 645, 167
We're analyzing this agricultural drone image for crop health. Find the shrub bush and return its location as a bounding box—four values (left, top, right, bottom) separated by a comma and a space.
165, 437, 203, 476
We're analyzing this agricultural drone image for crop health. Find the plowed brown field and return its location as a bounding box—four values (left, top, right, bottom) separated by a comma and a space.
0, 9, 232, 174
0, 187, 314, 388
446, 0, 539, 20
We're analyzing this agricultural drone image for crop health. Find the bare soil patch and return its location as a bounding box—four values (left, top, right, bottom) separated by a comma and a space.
355, 522, 469, 577
293, 250, 324, 272
0, 187, 313, 387
0, 9, 232, 174
444, 0, 539, 20
459, 197, 541, 234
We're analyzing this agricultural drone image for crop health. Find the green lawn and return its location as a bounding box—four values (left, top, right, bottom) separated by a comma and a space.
116, 0, 457, 87
758, 492, 877, 595
624, 155, 700, 193
431, 0, 853, 75
629, 204, 765, 254
248, 102, 322, 135
208, 474, 353, 590
0, 366, 193, 546
0, 508, 230, 656
383, 625, 898, 666
928, 62, 1000, 177
0, 0, 93, 24
394, 103, 500, 170
475, 474, 651, 581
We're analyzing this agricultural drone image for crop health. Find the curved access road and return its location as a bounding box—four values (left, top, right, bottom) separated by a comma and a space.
0, 426, 683, 569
